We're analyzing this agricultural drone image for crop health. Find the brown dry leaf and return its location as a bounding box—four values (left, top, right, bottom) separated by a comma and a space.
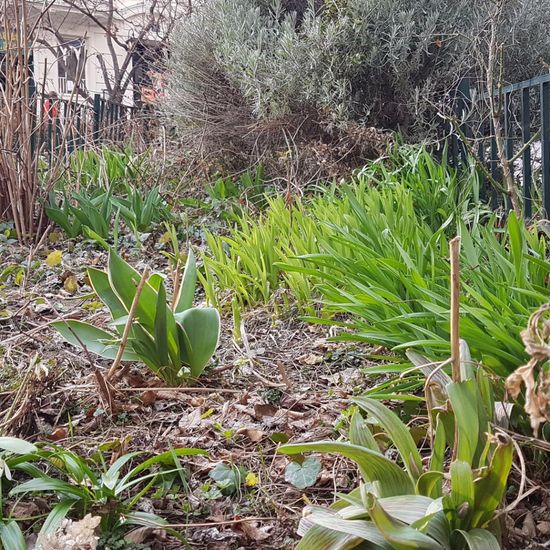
49, 427, 68, 441
301, 353, 324, 365
537, 521, 550, 535
125, 527, 166, 544
8, 501, 40, 518
237, 520, 271, 542
522, 511, 537, 538
141, 390, 157, 405
253, 403, 278, 419
237, 427, 265, 442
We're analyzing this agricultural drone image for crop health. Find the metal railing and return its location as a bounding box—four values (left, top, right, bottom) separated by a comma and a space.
38, 93, 138, 162
449, 73, 550, 218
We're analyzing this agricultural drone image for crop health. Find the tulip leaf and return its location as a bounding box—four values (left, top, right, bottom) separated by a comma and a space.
176, 308, 220, 377
51, 320, 139, 361
175, 248, 197, 313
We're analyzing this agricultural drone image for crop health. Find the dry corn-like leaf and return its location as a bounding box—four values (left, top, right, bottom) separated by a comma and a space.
506, 304, 550, 435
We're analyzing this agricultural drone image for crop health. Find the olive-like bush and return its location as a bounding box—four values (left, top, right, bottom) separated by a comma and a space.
164, 0, 550, 176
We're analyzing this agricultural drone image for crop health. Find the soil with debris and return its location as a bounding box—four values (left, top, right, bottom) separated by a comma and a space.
1, 238, 549, 549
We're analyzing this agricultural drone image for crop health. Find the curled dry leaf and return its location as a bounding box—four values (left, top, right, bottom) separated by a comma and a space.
506, 304, 550, 435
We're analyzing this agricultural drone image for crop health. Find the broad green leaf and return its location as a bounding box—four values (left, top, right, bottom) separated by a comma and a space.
447, 380, 486, 466
107, 250, 158, 331
51, 320, 139, 361
176, 308, 220, 377
306, 510, 391, 548
471, 434, 513, 528
279, 442, 414, 497
154, 281, 169, 367
416, 471, 444, 499
353, 397, 422, 481
0, 437, 36, 454
368, 494, 443, 549
0, 521, 26, 550
377, 495, 436, 525
451, 529, 500, 549
88, 267, 127, 321
285, 457, 321, 489
175, 249, 197, 313
450, 460, 475, 526
296, 523, 366, 550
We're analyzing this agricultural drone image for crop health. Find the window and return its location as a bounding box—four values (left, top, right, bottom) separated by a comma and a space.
57, 38, 86, 94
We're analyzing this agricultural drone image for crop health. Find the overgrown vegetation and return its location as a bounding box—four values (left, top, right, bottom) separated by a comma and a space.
165, 0, 550, 178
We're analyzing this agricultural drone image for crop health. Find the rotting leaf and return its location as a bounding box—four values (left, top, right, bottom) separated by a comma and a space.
285, 456, 321, 489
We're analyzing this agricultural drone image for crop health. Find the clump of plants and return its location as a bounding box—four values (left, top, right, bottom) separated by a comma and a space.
280, 240, 514, 548
0, 436, 204, 548
52, 249, 220, 385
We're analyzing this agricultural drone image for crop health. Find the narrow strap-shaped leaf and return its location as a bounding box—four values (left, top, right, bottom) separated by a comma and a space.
349, 411, 379, 451
296, 523, 366, 550
0, 521, 26, 550
39, 500, 75, 536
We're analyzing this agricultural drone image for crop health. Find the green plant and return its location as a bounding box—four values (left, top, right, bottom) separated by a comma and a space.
0, 436, 205, 548
45, 187, 116, 240
279, 343, 513, 549
291, 203, 550, 377
201, 147, 487, 313
51, 249, 221, 384
112, 183, 171, 234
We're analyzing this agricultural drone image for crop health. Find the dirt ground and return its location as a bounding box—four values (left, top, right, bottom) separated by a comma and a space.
1, 239, 549, 549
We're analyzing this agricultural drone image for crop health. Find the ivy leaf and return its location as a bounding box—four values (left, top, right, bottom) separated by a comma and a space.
285, 457, 321, 489
208, 463, 246, 495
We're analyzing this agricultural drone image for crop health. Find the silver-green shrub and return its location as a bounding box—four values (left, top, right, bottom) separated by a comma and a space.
164, 0, 550, 162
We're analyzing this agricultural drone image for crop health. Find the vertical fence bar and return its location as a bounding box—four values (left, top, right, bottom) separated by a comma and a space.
522, 87, 532, 219
542, 81, 550, 217
490, 120, 499, 208
93, 93, 101, 144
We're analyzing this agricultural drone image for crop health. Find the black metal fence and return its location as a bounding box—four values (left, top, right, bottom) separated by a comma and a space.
448, 73, 550, 218
38, 93, 137, 162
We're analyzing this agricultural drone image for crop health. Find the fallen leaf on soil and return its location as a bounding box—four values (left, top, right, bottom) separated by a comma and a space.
49, 427, 68, 441
178, 408, 202, 429
522, 511, 537, 537
125, 527, 166, 544
63, 274, 78, 294
236, 520, 271, 541
141, 390, 157, 405
237, 427, 265, 442
301, 353, 324, 365
46, 250, 63, 267
253, 403, 279, 419
8, 501, 40, 517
